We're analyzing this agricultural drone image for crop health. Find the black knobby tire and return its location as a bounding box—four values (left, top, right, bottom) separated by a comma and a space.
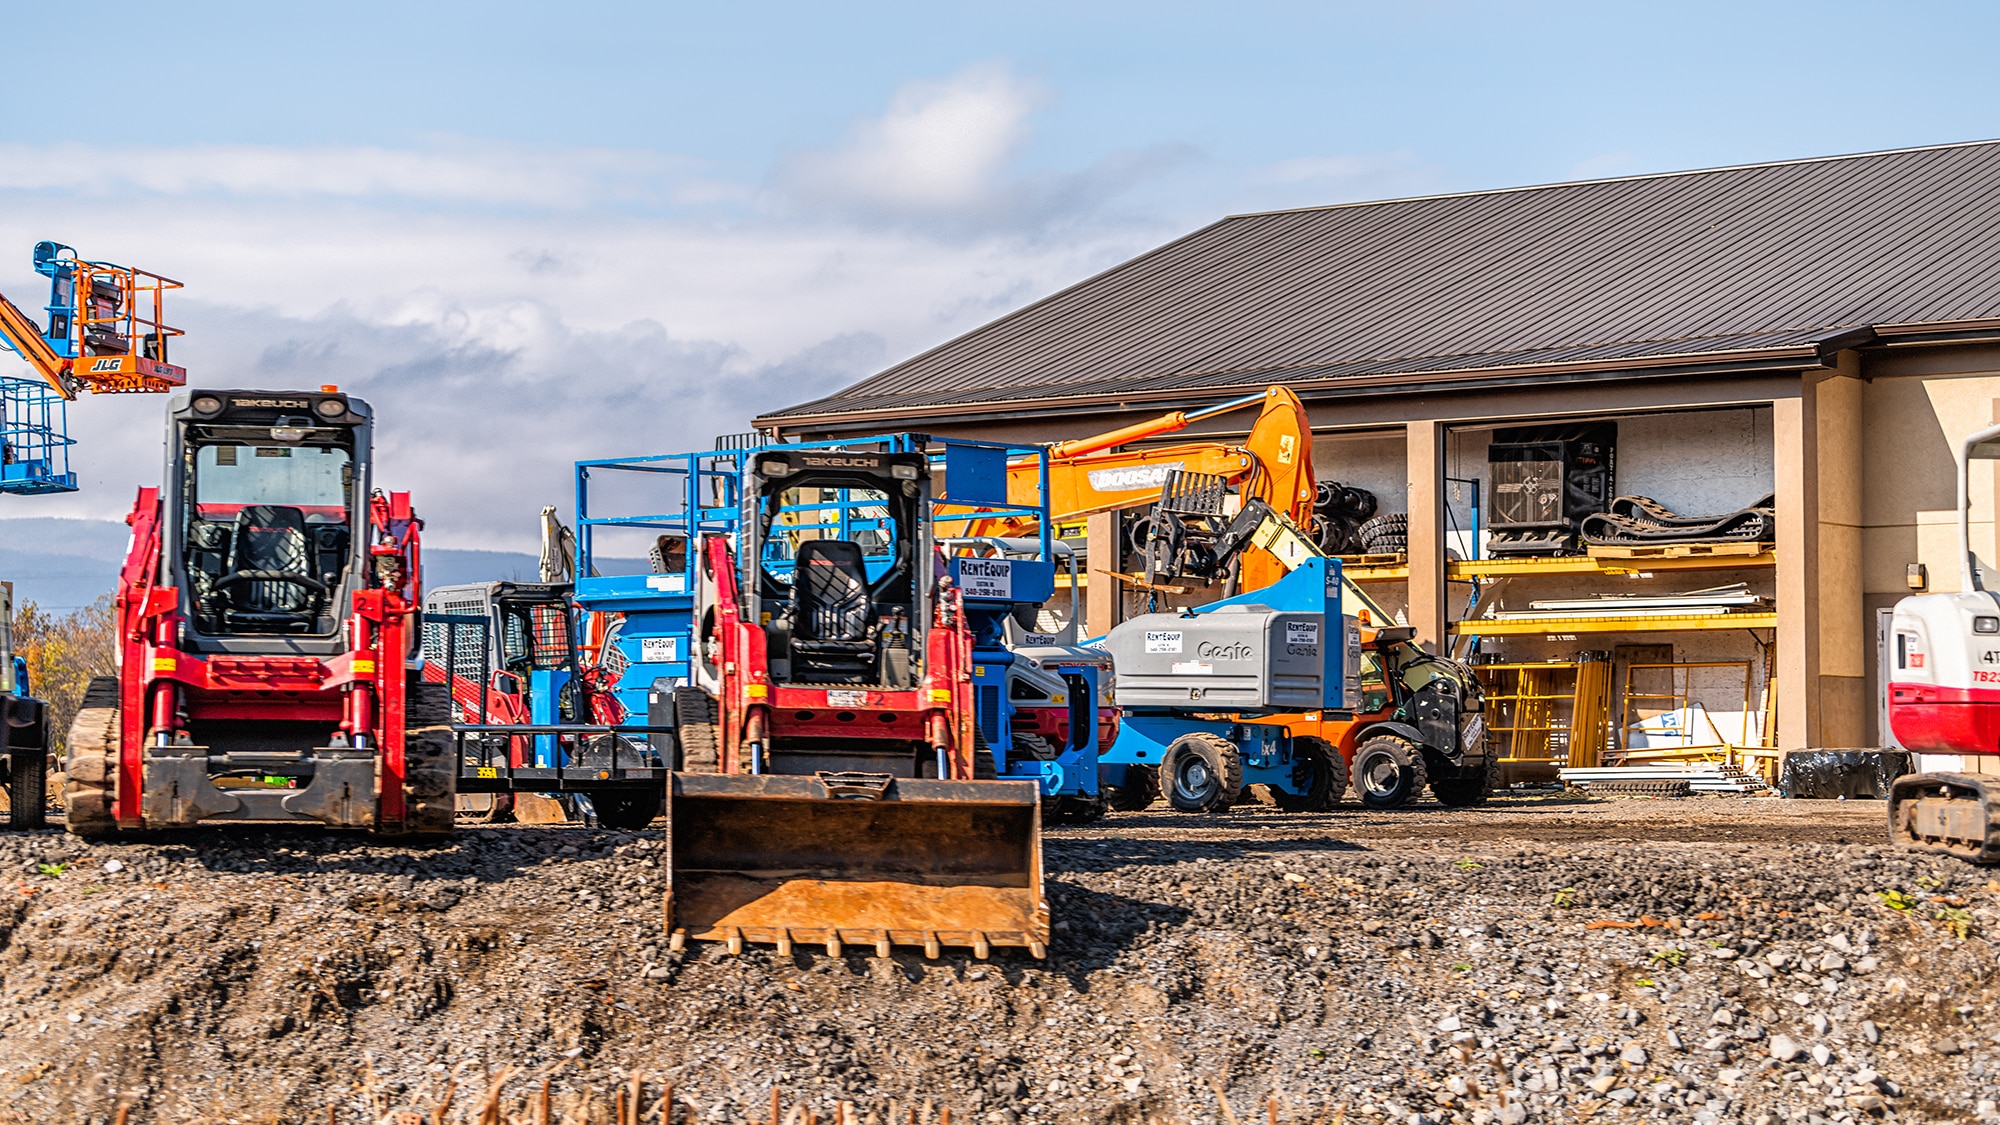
1357, 513, 1409, 554
673, 687, 720, 772
1105, 765, 1159, 812
1043, 793, 1107, 826
1431, 754, 1501, 808
1352, 734, 1427, 810
593, 787, 664, 830
62, 676, 119, 837
394, 679, 456, 839
1272, 735, 1345, 813
8, 734, 47, 830
1159, 732, 1244, 814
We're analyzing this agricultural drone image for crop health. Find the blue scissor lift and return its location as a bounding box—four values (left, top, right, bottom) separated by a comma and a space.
0, 381, 76, 494
570, 435, 1106, 810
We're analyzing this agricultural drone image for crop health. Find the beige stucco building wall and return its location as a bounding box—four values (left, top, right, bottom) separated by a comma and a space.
1850, 347, 2000, 744
778, 340, 2000, 752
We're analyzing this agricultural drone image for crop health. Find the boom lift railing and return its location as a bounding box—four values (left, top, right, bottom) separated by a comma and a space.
0, 241, 188, 495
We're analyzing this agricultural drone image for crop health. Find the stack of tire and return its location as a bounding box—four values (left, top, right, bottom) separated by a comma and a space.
1311, 481, 1378, 554
1356, 512, 1407, 554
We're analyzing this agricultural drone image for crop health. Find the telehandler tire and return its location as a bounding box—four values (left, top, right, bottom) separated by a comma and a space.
1160, 732, 1243, 813
1105, 765, 1159, 811
62, 677, 119, 837
1273, 735, 1345, 812
1044, 793, 1108, 825
8, 738, 47, 830
1431, 756, 1500, 808
1352, 733, 1426, 810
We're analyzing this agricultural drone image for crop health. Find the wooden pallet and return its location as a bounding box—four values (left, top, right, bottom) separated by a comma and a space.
1585, 541, 1768, 560
1333, 551, 1409, 567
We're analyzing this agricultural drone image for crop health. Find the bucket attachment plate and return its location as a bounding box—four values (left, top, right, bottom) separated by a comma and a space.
665, 772, 1046, 957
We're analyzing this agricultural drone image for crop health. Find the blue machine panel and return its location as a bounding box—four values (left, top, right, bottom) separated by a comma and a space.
942, 442, 1009, 506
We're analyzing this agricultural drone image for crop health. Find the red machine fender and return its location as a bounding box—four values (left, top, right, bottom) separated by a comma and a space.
922, 583, 978, 780
704, 534, 773, 774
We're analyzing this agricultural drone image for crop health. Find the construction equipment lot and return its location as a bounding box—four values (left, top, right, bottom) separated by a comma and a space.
0, 798, 1994, 1124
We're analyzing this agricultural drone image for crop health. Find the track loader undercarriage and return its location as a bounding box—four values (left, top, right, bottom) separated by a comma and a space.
1888, 773, 2000, 864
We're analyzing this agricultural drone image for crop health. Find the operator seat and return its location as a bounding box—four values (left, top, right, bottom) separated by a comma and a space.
788, 539, 878, 683
222, 505, 318, 633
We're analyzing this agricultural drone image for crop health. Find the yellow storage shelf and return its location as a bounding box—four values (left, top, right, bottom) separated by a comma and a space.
1452, 611, 1779, 636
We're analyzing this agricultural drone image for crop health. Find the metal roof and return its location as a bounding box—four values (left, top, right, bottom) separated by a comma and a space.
762, 140, 2000, 426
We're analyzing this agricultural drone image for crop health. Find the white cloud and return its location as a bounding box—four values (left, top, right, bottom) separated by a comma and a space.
781, 65, 1041, 213
0, 67, 1413, 554
0, 150, 1171, 548
774, 64, 1195, 233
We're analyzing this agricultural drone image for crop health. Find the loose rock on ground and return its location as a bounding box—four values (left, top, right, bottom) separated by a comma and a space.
0, 796, 1994, 1123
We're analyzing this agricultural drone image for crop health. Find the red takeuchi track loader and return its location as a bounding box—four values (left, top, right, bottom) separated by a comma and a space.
666, 443, 1046, 959
63, 388, 452, 836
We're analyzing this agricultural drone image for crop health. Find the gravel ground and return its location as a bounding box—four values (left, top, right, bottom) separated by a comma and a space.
0, 794, 1995, 1124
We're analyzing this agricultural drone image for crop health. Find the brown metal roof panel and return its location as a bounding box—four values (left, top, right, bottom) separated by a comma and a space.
784, 141, 2000, 421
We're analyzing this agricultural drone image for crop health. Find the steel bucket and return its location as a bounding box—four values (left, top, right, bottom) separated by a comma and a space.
664, 772, 1046, 958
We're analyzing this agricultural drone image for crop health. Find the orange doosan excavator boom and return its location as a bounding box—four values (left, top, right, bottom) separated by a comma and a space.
958, 386, 1316, 588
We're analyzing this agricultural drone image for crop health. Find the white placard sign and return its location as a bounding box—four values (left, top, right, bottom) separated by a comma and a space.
639, 636, 679, 664
956, 558, 1014, 599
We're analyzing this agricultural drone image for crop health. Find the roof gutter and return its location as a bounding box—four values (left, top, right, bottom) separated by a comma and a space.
1868, 317, 2000, 349
759, 344, 1826, 433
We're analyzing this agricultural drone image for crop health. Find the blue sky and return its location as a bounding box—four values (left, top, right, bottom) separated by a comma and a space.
2, 0, 1996, 549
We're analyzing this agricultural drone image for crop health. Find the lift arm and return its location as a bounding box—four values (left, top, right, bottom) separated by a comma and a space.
948, 385, 1317, 542
0, 288, 76, 399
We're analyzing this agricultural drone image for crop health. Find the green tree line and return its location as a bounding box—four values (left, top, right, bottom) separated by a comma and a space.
10, 594, 116, 760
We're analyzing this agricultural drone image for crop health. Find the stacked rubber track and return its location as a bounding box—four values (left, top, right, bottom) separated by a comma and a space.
1581, 494, 1775, 547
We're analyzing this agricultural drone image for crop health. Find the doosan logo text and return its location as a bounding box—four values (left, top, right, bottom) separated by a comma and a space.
1086, 462, 1184, 492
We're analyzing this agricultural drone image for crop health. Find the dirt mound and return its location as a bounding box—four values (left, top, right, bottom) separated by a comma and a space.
0, 797, 1992, 1123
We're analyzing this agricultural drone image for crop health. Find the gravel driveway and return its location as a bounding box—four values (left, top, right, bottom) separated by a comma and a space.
0, 794, 1991, 1124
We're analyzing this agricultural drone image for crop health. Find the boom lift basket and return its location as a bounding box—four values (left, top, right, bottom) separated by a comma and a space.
664, 772, 1046, 957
